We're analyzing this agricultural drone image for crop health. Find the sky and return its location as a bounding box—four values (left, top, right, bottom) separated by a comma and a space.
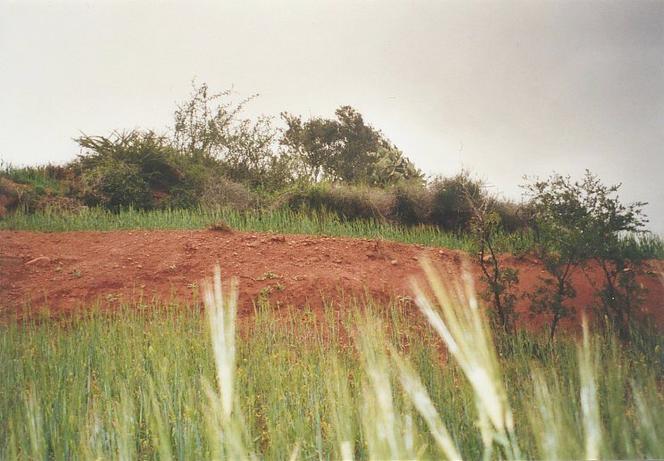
1, 0, 663, 231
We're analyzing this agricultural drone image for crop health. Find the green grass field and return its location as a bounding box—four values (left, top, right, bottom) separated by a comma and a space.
1, 267, 662, 460
2, 207, 663, 258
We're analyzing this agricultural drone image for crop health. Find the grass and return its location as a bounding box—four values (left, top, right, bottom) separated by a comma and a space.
3, 207, 662, 258
1, 267, 662, 460
0, 207, 518, 253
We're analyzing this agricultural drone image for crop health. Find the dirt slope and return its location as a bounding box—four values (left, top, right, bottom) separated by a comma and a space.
1, 230, 662, 329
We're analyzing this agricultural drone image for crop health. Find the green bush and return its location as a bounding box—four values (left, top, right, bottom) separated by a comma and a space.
429, 172, 484, 232
75, 130, 223, 211
494, 199, 524, 233
81, 158, 153, 211
389, 182, 431, 226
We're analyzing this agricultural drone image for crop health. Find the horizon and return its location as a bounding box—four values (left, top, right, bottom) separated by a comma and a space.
1, 0, 662, 231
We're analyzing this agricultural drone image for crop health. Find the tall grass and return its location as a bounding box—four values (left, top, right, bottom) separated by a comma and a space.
4, 207, 662, 258
0, 207, 518, 253
1, 267, 662, 459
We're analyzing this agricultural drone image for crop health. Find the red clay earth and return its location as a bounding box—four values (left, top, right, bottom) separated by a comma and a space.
1, 229, 662, 330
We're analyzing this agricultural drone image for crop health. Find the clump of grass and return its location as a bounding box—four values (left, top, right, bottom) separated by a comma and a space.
202, 267, 252, 459
207, 220, 233, 233
412, 261, 520, 458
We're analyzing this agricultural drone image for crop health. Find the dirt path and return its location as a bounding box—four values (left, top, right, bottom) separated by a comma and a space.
1, 230, 662, 329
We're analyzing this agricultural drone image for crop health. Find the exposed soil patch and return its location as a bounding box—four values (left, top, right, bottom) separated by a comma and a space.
1, 230, 662, 330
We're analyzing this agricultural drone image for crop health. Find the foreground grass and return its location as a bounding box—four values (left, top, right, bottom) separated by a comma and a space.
3, 207, 663, 257
1, 276, 662, 459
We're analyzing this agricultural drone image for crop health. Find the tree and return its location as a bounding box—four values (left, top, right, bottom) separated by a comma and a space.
524, 173, 593, 341
280, 112, 342, 182
280, 106, 422, 185
523, 171, 648, 341
574, 173, 648, 340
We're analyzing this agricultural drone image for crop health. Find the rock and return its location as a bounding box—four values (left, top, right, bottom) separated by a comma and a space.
390, 259, 398, 266
25, 256, 51, 266
208, 221, 233, 233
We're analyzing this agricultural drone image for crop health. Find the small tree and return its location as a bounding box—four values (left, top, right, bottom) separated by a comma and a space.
577, 173, 648, 340
465, 182, 519, 335
523, 171, 648, 341
524, 173, 592, 341
280, 106, 422, 185
172, 81, 291, 190
279, 112, 341, 182
596, 238, 648, 341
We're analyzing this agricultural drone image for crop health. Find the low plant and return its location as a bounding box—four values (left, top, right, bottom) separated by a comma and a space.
464, 180, 520, 335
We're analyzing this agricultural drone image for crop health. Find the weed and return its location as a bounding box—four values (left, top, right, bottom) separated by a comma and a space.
257, 271, 280, 281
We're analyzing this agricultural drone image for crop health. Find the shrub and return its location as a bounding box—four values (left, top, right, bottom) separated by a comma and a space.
75, 130, 224, 211
200, 176, 257, 211
0, 177, 20, 216
0, 164, 90, 215
0, 176, 42, 215
493, 199, 524, 233
363, 186, 395, 219
429, 172, 485, 232
81, 158, 153, 211
279, 182, 393, 221
3, 164, 66, 194
389, 182, 431, 226
173, 82, 290, 192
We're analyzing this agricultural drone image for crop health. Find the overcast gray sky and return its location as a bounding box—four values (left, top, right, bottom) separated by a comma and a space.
1, 0, 663, 231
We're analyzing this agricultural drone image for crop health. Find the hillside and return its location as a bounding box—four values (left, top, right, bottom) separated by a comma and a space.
2, 229, 662, 330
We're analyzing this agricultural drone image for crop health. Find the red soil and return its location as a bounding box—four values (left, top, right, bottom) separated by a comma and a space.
1, 229, 662, 330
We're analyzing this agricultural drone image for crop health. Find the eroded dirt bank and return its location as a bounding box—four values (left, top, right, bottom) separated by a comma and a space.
1, 230, 662, 329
